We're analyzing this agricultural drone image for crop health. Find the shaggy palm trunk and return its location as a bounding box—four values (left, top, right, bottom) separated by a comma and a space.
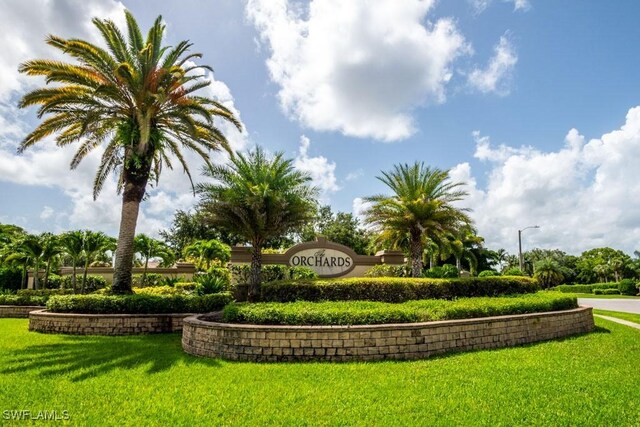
112, 160, 150, 295
143, 256, 149, 286
409, 229, 423, 278
43, 260, 51, 289
33, 260, 40, 290
455, 256, 462, 273
71, 259, 77, 293
248, 246, 262, 302
21, 263, 27, 289
82, 259, 89, 293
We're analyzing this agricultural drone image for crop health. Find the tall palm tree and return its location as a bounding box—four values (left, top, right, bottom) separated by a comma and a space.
13, 235, 44, 289
18, 11, 241, 294
197, 147, 318, 301
183, 239, 230, 270
60, 231, 84, 292
1, 240, 31, 289
440, 226, 484, 275
40, 233, 62, 289
364, 163, 471, 277
81, 231, 110, 292
534, 258, 565, 288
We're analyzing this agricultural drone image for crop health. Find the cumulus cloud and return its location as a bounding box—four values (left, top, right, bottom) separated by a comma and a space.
294, 135, 340, 200
454, 107, 640, 255
246, 0, 469, 141
0, 1, 247, 238
468, 36, 517, 95
470, 0, 531, 14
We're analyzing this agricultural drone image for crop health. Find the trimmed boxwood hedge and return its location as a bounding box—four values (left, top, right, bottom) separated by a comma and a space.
223, 292, 577, 326
260, 276, 539, 303
46, 292, 232, 314
0, 294, 48, 306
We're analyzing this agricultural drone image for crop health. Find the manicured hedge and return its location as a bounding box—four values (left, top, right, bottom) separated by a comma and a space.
554, 283, 621, 294
46, 292, 232, 314
0, 294, 47, 306
223, 292, 577, 326
17, 289, 75, 297
260, 276, 539, 303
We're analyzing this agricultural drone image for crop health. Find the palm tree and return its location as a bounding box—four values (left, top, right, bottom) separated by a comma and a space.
40, 233, 62, 289
13, 235, 44, 289
534, 258, 565, 288
183, 239, 230, 270
134, 234, 175, 285
364, 163, 471, 277
1, 240, 31, 289
60, 231, 84, 292
492, 248, 509, 272
197, 147, 317, 301
81, 231, 110, 292
441, 226, 484, 275
18, 11, 241, 294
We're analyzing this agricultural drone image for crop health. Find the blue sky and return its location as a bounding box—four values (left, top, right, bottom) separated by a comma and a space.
1, 0, 640, 256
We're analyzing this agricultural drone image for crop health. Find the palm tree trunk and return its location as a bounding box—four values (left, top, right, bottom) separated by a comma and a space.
33, 259, 40, 290
143, 256, 149, 286
43, 260, 50, 289
112, 177, 147, 295
72, 259, 77, 293
455, 256, 461, 273
409, 229, 423, 278
83, 259, 89, 293
21, 263, 27, 289
248, 245, 262, 302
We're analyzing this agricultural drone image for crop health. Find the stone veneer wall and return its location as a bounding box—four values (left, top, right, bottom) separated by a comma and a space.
29, 310, 195, 335
182, 306, 594, 362
0, 305, 45, 318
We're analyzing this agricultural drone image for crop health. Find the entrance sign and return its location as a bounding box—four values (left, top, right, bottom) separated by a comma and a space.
288, 248, 354, 277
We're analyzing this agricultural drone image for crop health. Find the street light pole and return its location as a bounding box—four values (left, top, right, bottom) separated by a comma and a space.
518, 225, 540, 272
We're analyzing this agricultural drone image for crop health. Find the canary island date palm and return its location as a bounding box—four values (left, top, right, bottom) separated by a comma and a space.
364, 163, 471, 278
18, 11, 241, 294
197, 147, 318, 301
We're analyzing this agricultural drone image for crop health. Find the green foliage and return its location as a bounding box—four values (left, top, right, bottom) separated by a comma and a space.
174, 282, 199, 294
603, 288, 620, 295
132, 274, 165, 288
554, 283, 620, 294
478, 270, 499, 277
223, 292, 577, 325
17, 289, 74, 297
617, 279, 638, 296
194, 268, 231, 295
364, 264, 410, 278
183, 239, 230, 270
74, 275, 107, 293
260, 276, 539, 303
503, 267, 526, 276
593, 289, 604, 295
575, 247, 632, 284
0, 267, 22, 291
133, 286, 180, 295
230, 264, 318, 285
424, 264, 459, 278
0, 294, 48, 306
534, 257, 567, 288
300, 205, 371, 255
46, 293, 232, 314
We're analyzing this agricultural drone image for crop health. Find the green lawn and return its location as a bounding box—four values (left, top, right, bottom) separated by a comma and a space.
572, 293, 640, 299
1, 318, 639, 426
594, 309, 640, 324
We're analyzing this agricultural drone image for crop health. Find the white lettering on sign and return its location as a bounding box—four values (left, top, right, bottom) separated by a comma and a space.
289, 248, 354, 277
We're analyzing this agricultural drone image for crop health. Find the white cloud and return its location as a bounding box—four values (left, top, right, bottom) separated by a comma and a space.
454, 107, 640, 255
345, 169, 364, 181
468, 36, 517, 95
294, 135, 340, 201
470, 0, 531, 14
39, 206, 54, 220
246, 0, 469, 142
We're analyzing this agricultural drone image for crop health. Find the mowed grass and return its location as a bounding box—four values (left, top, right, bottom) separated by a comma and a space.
594, 309, 640, 324
1, 318, 639, 426
573, 293, 640, 299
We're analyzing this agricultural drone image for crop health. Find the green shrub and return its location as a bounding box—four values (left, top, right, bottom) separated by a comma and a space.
593, 289, 604, 295
133, 286, 180, 295
132, 273, 165, 288
230, 264, 319, 285
478, 270, 499, 277
618, 279, 638, 296
503, 267, 526, 276
0, 267, 22, 291
424, 264, 459, 278
195, 268, 231, 295
65, 275, 107, 293
555, 283, 619, 294
46, 292, 233, 314
174, 282, 199, 294
45, 274, 63, 289
603, 288, 620, 295
365, 264, 410, 278
0, 294, 48, 306
17, 289, 74, 297
223, 292, 577, 326
260, 276, 539, 303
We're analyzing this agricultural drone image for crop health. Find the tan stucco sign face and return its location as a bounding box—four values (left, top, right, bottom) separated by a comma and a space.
288, 247, 355, 277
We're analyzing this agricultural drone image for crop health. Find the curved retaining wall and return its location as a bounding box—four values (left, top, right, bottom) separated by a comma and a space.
182, 306, 594, 362
29, 310, 195, 335
0, 305, 45, 318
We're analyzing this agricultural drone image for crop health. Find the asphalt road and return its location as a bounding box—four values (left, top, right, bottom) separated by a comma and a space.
578, 298, 640, 314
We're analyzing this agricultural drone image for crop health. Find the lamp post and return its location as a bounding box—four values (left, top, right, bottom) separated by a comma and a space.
518, 225, 540, 272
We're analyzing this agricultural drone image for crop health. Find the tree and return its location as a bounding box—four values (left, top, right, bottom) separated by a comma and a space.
81, 231, 110, 292
534, 258, 565, 288
491, 248, 509, 272
134, 234, 175, 284
160, 210, 243, 255
18, 11, 241, 294
60, 231, 84, 292
183, 239, 230, 270
40, 233, 62, 289
440, 226, 484, 275
300, 205, 370, 255
198, 147, 318, 301
364, 163, 471, 277
576, 248, 632, 283
12, 235, 44, 289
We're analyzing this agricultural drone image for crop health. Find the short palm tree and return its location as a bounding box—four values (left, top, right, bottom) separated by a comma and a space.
18, 10, 241, 294
40, 233, 62, 289
11, 235, 44, 289
60, 231, 85, 292
183, 239, 230, 270
364, 163, 471, 277
440, 226, 484, 275
197, 147, 318, 301
534, 258, 565, 288
134, 234, 175, 285
81, 231, 110, 292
